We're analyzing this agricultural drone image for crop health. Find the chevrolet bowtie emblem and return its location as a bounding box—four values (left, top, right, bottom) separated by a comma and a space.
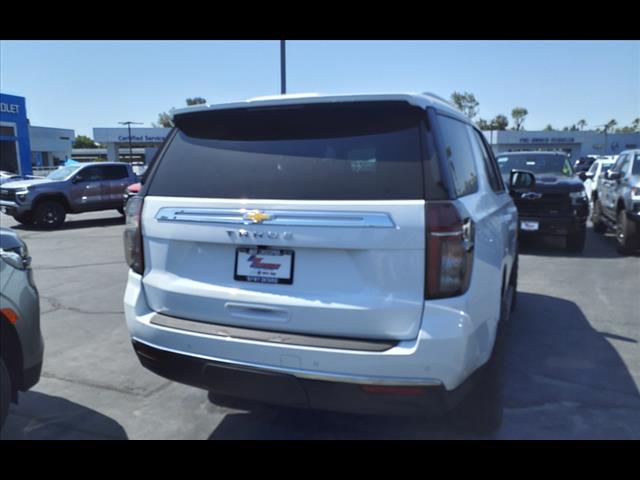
243, 210, 272, 224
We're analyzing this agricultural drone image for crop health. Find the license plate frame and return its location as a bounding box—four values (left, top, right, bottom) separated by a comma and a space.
234, 247, 295, 285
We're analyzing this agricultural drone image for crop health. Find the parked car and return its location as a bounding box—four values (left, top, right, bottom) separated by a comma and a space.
0, 228, 43, 430
583, 157, 616, 202
574, 156, 596, 175
496, 151, 589, 252
123, 93, 533, 433
123, 182, 141, 209
0, 171, 26, 185
591, 149, 640, 254
0, 162, 138, 229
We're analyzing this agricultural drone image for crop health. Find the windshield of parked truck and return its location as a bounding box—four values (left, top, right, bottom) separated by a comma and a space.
496, 153, 574, 177
47, 165, 81, 181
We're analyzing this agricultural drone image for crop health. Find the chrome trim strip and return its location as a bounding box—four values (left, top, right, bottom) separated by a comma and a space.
150, 312, 397, 352
131, 336, 442, 387
155, 207, 396, 228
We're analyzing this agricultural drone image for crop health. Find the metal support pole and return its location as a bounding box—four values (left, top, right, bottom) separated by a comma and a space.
280, 40, 286, 95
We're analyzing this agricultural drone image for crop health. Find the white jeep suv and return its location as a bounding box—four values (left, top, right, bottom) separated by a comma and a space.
123, 93, 528, 432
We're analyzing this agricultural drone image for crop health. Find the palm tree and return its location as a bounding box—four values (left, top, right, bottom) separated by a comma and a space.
604, 119, 618, 133
577, 119, 587, 131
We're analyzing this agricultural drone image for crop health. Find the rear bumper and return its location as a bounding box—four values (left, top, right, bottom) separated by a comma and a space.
125, 270, 495, 416
518, 214, 587, 236
133, 339, 477, 416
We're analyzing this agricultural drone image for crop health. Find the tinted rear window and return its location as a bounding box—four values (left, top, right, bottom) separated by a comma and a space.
147, 102, 425, 200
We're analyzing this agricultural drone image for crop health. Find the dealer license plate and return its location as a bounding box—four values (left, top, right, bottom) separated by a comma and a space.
234, 247, 294, 285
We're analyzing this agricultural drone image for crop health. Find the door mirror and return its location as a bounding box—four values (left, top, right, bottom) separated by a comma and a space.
509, 170, 536, 192
606, 170, 621, 181
584, 171, 595, 179
71, 175, 82, 184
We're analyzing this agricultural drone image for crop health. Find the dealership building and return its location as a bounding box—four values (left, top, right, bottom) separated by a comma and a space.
1, 93, 75, 176
3, 92, 639, 176
484, 129, 640, 159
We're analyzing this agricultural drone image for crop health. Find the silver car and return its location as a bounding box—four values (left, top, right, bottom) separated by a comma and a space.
0, 228, 43, 430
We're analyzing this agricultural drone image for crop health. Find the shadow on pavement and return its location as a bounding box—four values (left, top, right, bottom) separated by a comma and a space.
0, 391, 128, 440
207, 292, 640, 439
501, 292, 640, 439
518, 227, 639, 259
10, 214, 125, 232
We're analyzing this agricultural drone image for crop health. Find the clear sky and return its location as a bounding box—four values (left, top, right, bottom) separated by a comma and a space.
1, 40, 638, 138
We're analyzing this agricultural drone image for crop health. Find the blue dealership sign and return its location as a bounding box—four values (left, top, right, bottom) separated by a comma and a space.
0, 93, 32, 175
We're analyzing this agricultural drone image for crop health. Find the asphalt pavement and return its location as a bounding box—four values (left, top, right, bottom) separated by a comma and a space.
1, 210, 639, 439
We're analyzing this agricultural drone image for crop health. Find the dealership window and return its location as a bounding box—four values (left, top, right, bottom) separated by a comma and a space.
0, 123, 19, 174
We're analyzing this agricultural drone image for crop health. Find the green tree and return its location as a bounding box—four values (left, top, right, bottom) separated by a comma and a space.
511, 107, 528, 131
577, 119, 587, 130
492, 115, 509, 130
154, 97, 208, 128
186, 97, 207, 106
450, 91, 479, 120
476, 118, 491, 131
615, 118, 640, 133
73, 135, 97, 148
543, 124, 554, 131
154, 110, 175, 128
604, 119, 618, 133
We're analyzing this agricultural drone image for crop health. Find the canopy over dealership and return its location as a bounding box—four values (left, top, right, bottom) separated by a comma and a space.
2, 92, 639, 176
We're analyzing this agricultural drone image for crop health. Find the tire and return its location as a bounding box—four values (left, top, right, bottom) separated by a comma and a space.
616, 210, 638, 255
566, 229, 586, 253
12, 212, 34, 225
591, 200, 607, 234
34, 200, 66, 229
454, 287, 509, 436
0, 358, 11, 431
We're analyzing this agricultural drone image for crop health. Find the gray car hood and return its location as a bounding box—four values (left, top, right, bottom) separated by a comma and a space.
1, 178, 53, 190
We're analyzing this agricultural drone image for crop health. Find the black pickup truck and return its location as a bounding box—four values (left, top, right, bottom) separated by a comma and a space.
496, 151, 589, 252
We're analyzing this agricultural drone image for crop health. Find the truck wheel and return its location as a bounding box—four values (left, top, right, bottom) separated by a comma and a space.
566, 229, 586, 253
454, 287, 508, 436
0, 358, 11, 431
12, 213, 34, 225
591, 200, 607, 234
34, 201, 66, 229
616, 211, 638, 255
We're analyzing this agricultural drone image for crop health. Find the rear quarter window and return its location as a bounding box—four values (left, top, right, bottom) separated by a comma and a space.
436, 115, 478, 197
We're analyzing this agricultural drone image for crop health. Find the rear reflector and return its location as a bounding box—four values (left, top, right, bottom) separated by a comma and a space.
360, 385, 426, 396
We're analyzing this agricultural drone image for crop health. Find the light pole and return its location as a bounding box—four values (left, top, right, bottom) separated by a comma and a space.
280, 40, 286, 94
118, 121, 143, 163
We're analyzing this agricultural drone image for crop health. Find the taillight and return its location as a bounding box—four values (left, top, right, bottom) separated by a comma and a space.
124, 195, 144, 274
426, 202, 474, 299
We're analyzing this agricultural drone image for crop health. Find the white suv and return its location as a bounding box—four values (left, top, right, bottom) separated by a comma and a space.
123, 93, 529, 433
